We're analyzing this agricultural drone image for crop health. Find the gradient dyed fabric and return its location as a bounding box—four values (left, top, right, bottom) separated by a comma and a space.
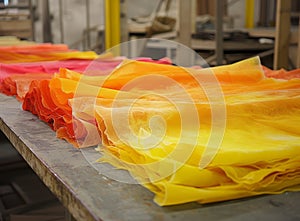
0, 47, 299, 206
91, 57, 300, 205
0, 43, 98, 63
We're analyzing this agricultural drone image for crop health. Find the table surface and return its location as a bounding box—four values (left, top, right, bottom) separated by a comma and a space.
0, 93, 300, 221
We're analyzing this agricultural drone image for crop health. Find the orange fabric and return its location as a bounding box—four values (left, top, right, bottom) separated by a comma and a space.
2, 51, 300, 206
0, 73, 53, 101
0, 43, 98, 63
263, 65, 300, 80
92, 57, 300, 206
22, 68, 123, 147
0, 43, 69, 53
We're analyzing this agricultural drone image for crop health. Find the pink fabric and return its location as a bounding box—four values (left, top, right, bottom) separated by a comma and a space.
0, 59, 93, 82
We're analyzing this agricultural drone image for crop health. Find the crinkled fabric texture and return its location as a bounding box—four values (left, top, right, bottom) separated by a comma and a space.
0, 73, 53, 101
22, 68, 115, 147
21, 57, 171, 147
91, 57, 300, 206
263, 65, 300, 80
1, 49, 299, 206
0, 58, 124, 100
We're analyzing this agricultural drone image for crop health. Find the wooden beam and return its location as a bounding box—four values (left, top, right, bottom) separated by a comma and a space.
297, 17, 300, 68
86, 0, 91, 49
58, 0, 64, 43
178, 0, 192, 47
274, 0, 291, 70
215, 0, 224, 65
29, 0, 35, 41
42, 0, 52, 43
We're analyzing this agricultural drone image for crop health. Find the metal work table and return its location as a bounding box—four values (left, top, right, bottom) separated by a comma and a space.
0, 93, 300, 221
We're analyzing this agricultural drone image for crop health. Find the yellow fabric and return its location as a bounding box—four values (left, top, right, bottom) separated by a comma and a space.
88, 57, 300, 205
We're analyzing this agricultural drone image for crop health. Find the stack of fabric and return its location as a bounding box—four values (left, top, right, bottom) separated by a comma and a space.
0, 42, 116, 145
91, 57, 300, 205
0, 41, 299, 206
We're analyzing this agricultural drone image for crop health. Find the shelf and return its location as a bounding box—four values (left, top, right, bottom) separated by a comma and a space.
0, 3, 30, 9
0, 0, 34, 40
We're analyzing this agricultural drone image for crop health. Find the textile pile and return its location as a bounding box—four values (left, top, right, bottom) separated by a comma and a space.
0, 41, 299, 206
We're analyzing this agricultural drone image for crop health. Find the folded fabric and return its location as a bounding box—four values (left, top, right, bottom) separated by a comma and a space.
92, 57, 300, 206
0, 43, 98, 63
21, 57, 173, 146
0, 55, 171, 99
263, 65, 300, 80
0, 57, 124, 100
22, 70, 117, 147
0, 59, 95, 82
2, 52, 300, 206
0, 73, 53, 101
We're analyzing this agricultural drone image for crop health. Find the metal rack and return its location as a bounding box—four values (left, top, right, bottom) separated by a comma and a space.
179, 0, 300, 69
